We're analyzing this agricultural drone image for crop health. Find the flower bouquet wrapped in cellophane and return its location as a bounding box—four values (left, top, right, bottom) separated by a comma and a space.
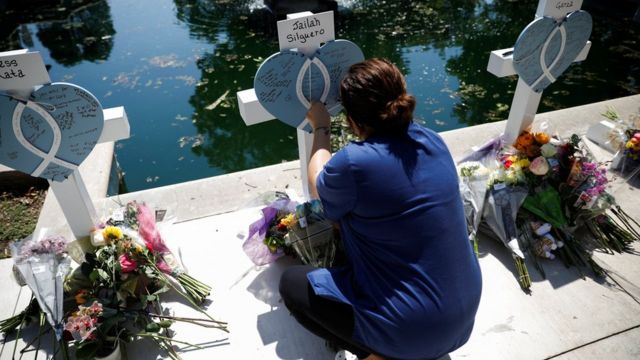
457, 136, 503, 256
602, 107, 640, 180
242, 192, 298, 265
285, 200, 338, 268
2, 231, 72, 358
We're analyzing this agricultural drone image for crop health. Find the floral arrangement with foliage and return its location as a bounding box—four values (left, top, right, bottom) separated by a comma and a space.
1, 202, 227, 359
243, 193, 340, 268
458, 126, 639, 290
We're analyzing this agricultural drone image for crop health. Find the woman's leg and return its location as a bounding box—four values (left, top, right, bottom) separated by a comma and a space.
279, 265, 373, 358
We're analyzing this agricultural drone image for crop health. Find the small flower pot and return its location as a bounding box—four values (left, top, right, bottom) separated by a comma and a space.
95, 341, 122, 360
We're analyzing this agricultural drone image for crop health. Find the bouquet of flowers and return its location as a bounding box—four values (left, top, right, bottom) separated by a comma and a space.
242, 193, 340, 268
64, 212, 227, 359
285, 200, 337, 268
602, 108, 640, 179
464, 125, 639, 290
2, 203, 227, 360
91, 202, 212, 305
242, 193, 298, 265
457, 137, 501, 256
1, 234, 72, 357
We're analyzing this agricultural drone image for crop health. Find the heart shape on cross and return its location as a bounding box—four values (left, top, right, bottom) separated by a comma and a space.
0, 83, 104, 181
513, 10, 592, 93
254, 40, 365, 132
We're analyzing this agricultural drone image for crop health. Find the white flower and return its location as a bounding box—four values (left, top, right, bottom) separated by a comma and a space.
530, 156, 550, 176
90, 231, 106, 247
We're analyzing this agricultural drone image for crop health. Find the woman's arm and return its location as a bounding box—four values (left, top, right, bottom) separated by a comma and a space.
307, 102, 332, 199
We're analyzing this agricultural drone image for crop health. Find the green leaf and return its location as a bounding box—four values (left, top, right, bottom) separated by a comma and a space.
145, 322, 161, 333
158, 320, 173, 328
121, 276, 139, 296
89, 270, 99, 283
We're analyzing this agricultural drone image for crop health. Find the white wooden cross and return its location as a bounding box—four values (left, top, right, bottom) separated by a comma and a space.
0, 49, 130, 238
487, 0, 592, 145
237, 11, 336, 200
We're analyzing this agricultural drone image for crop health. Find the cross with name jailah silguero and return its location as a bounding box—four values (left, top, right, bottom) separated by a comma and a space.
0, 49, 130, 238
487, 0, 592, 145
237, 11, 336, 200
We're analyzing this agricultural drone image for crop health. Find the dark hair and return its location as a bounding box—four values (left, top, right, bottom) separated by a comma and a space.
339, 58, 416, 135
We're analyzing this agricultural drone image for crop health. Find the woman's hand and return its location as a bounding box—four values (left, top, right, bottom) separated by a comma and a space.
307, 101, 330, 131
307, 102, 332, 199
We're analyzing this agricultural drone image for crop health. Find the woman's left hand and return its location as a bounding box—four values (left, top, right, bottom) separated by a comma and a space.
307, 102, 331, 131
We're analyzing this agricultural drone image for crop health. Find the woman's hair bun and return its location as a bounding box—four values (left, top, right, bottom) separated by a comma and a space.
381, 93, 416, 131
339, 58, 416, 135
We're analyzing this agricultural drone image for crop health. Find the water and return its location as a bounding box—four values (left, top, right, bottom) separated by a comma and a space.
1, 0, 638, 192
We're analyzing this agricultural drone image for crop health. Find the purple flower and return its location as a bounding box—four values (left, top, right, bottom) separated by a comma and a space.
19, 236, 68, 258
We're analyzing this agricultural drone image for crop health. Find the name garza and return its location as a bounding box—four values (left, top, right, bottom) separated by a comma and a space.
286, 18, 325, 44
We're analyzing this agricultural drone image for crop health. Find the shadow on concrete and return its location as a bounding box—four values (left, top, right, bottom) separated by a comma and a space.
0, 325, 55, 359
246, 257, 300, 308
476, 231, 608, 291
256, 307, 333, 360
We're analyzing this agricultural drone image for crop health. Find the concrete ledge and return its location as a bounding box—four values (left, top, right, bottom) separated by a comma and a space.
3, 94, 639, 360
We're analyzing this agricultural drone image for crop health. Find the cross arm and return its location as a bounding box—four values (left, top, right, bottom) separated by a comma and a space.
237, 89, 276, 126
98, 106, 130, 143
487, 41, 592, 78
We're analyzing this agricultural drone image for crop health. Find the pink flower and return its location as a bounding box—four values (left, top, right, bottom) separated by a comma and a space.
156, 259, 172, 274
119, 254, 138, 273
136, 203, 170, 254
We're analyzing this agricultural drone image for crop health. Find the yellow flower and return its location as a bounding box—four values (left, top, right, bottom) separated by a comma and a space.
515, 159, 530, 169
135, 244, 144, 254
103, 226, 123, 243
280, 213, 297, 228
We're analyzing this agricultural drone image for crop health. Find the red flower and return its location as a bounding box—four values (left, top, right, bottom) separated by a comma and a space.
277, 223, 287, 232
119, 254, 138, 273
504, 160, 513, 169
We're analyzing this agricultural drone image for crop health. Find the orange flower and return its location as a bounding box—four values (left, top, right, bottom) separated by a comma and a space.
516, 132, 534, 147
75, 289, 88, 305
534, 132, 550, 145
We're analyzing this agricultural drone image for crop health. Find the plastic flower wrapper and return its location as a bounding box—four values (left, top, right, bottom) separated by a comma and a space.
243, 193, 298, 265
457, 138, 502, 256
522, 186, 567, 229
11, 230, 71, 339
285, 200, 338, 268
483, 184, 531, 288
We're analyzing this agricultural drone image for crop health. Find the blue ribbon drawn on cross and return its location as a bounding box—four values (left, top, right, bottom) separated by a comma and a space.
254, 39, 365, 132
513, 10, 592, 93
0, 83, 104, 181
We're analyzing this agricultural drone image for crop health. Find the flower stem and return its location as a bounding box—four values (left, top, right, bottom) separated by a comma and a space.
137, 333, 204, 350
152, 265, 228, 332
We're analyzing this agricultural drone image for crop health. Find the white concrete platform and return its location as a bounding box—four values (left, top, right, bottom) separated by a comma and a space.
1, 95, 640, 359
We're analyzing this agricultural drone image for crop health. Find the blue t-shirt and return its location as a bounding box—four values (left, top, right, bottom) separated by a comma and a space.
310, 122, 482, 360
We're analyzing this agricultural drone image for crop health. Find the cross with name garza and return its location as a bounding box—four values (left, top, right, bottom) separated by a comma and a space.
236, 11, 336, 200
487, 0, 592, 145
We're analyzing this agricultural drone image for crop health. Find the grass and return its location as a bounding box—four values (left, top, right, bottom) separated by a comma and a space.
0, 188, 47, 258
